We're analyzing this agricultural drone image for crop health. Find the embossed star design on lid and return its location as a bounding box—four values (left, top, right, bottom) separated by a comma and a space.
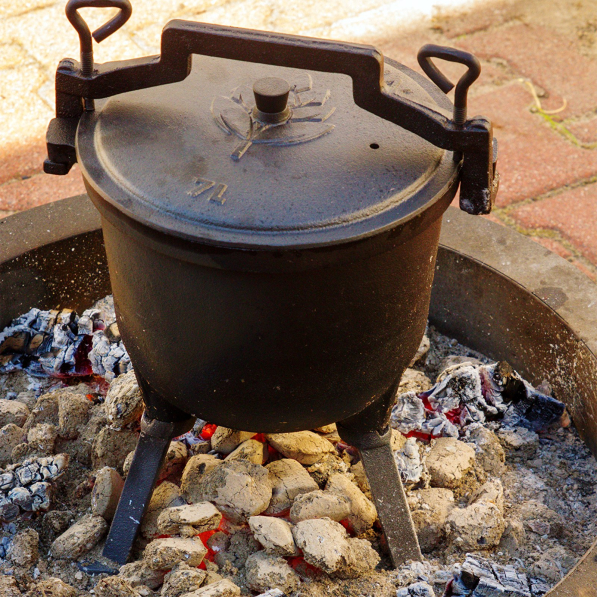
212, 73, 335, 161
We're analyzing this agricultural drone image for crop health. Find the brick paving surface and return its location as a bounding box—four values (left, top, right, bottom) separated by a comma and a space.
1, 0, 597, 280
457, 23, 597, 118
466, 84, 597, 207
511, 184, 597, 264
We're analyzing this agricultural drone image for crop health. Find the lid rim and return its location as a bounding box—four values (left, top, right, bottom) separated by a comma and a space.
80, 158, 460, 251
76, 56, 460, 249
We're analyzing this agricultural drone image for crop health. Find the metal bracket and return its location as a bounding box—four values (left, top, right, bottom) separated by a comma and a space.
102, 413, 194, 565
417, 45, 499, 214
45, 7, 498, 214
337, 424, 423, 566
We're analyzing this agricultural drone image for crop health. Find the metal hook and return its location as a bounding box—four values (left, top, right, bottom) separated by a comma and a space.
417, 44, 481, 127
65, 0, 132, 77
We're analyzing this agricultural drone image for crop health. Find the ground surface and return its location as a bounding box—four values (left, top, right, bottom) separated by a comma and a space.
1, 0, 597, 279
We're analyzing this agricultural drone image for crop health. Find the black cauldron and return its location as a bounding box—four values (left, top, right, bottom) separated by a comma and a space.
45, 0, 498, 568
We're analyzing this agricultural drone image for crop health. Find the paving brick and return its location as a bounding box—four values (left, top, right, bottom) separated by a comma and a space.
245, 0, 394, 34
0, 5, 146, 74
126, 1, 229, 33
0, 43, 32, 70
0, 65, 53, 150
0, 167, 85, 212
567, 117, 597, 146
468, 83, 597, 206
458, 24, 597, 119
0, 140, 47, 186
432, 0, 522, 38
0, 0, 56, 19
510, 183, 597, 265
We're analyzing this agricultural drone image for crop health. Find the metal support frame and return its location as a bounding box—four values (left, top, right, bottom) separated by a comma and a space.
6, 198, 597, 593
345, 427, 422, 565
102, 413, 194, 565
337, 383, 422, 566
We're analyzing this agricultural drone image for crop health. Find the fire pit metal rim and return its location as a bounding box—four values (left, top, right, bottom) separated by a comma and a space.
437, 209, 597, 359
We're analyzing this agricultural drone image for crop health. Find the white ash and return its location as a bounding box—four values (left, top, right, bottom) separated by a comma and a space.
394, 436, 427, 485
325, 472, 377, 534
157, 502, 222, 535
244, 551, 300, 593
391, 361, 566, 442
0, 298, 131, 382
397, 581, 436, 597
289, 489, 351, 524
104, 371, 144, 429
445, 554, 545, 596
51, 514, 108, 560
265, 458, 318, 514
159, 561, 204, 596
249, 516, 298, 557
144, 536, 208, 570
265, 431, 336, 465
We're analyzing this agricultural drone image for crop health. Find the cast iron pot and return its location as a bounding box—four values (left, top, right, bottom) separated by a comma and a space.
45, 4, 498, 433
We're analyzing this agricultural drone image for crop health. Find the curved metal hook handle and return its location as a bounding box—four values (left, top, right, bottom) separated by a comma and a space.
417, 44, 481, 126
66, 0, 132, 60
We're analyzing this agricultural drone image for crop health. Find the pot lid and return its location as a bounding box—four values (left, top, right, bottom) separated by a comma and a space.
77, 55, 459, 249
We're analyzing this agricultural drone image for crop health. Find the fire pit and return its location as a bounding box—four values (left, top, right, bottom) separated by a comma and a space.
0, 195, 596, 596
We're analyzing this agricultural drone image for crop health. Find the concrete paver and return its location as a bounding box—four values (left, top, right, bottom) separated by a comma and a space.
0, 0, 56, 19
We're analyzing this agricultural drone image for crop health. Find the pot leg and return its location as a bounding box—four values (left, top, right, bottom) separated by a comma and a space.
102, 413, 194, 565
337, 387, 422, 567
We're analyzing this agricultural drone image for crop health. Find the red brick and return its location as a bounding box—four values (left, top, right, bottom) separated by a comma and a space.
458, 24, 597, 118
0, 166, 86, 212
567, 117, 597, 146
510, 183, 597, 265
0, 139, 46, 185
468, 83, 597, 206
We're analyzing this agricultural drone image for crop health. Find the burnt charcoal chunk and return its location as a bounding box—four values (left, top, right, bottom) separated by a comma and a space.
516, 392, 566, 432
495, 361, 527, 403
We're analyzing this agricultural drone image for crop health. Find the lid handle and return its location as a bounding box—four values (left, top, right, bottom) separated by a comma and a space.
65, 0, 132, 78
416, 45, 481, 127
47, 18, 498, 214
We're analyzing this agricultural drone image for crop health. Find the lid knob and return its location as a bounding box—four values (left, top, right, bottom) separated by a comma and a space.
253, 77, 291, 123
